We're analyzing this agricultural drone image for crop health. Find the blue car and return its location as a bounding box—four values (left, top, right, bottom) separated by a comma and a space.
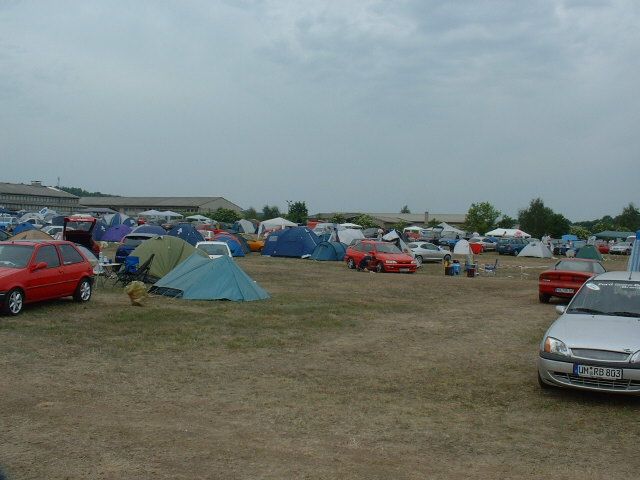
496, 238, 527, 255
114, 233, 160, 263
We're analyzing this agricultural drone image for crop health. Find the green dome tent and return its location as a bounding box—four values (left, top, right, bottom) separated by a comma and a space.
150, 254, 269, 302
576, 244, 603, 261
131, 235, 207, 281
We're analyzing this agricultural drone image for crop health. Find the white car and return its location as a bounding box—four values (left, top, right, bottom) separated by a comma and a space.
609, 242, 633, 255
407, 242, 452, 266
195, 241, 232, 259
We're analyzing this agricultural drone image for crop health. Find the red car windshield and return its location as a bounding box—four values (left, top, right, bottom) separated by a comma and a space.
0, 244, 34, 268
555, 260, 604, 274
65, 221, 94, 232
375, 243, 402, 254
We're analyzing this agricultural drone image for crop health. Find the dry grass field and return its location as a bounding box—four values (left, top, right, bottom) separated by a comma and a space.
0, 252, 637, 479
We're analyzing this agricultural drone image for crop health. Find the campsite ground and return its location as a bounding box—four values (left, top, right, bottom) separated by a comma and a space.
0, 252, 637, 479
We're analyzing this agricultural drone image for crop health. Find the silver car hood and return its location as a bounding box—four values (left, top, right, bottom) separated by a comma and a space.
549, 313, 640, 352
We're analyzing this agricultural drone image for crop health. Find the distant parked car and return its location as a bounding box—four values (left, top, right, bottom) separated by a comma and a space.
538, 259, 606, 303
537, 271, 640, 394
0, 240, 94, 315
610, 242, 633, 255
407, 242, 452, 266
115, 233, 160, 264
41, 225, 63, 237
195, 241, 232, 259
595, 241, 610, 254
469, 236, 497, 251
496, 238, 527, 255
344, 240, 417, 273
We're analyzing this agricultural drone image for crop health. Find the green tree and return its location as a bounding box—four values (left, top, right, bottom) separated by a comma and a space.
464, 202, 501, 234
262, 205, 281, 219
286, 201, 308, 224
354, 214, 379, 229
496, 215, 516, 229
242, 207, 258, 220
210, 208, 240, 223
426, 218, 441, 228
569, 225, 591, 239
518, 198, 570, 238
615, 203, 640, 231
329, 213, 346, 224
400, 205, 411, 214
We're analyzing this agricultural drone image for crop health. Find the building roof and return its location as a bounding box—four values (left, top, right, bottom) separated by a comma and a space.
311, 212, 466, 225
0, 182, 78, 199
80, 196, 238, 208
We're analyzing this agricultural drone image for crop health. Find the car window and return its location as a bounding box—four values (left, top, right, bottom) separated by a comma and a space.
363, 243, 374, 253
59, 244, 85, 265
0, 245, 34, 268
35, 245, 60, 268
375, 243, 402, 254
407, 243, 418, 248
197, 243, 230, 256
568, 280, 640, 317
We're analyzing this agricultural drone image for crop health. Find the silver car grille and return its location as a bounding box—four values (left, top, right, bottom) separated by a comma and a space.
552, 372, 640, 391
571, 349, 630, 362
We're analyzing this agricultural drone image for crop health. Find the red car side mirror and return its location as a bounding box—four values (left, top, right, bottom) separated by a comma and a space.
31, 261, 48, 271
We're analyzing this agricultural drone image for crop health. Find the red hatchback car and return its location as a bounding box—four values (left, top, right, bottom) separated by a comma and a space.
538, 258, 605, 303
344, 240, 417, 273
0, 240, 94, 315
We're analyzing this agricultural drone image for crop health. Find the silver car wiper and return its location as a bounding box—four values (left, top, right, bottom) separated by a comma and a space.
567, 307, 606, 315
607, 311, 640, 318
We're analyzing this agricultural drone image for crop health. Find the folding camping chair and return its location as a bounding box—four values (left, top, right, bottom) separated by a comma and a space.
113, 254, 155, 286
481, 258, 499, 276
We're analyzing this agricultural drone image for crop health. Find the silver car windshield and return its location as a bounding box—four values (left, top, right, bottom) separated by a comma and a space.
568, 280, 640, 317
198, 244, 228, 256
0, 244, 34, 268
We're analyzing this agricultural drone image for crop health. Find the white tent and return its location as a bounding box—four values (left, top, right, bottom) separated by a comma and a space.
139, 209, 164, 216
334, 228, 364, 246
485, 228, 531, 238
186, 214, 212, 222
438, 222, 465, 235
258, 217, 297, 237
159, 210, 182, 218
518, 241, 552, 258
236, 219, 255, 234
453, 239, 472, 255
339, 223, 362, 229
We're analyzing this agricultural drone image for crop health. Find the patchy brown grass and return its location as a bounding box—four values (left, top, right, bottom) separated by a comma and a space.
0, 252, 636, 479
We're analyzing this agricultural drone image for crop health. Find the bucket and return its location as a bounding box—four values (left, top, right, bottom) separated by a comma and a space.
467, 267, 476, 278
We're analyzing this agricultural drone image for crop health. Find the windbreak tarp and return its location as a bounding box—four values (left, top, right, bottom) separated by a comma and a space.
131, 235, 208, 281
168, 223, 204, 246
150, 254, 269, 301
310, 241, 347, 261
102, 224, 132, 242
576, 244, 603, 261
262, 226, 319, 258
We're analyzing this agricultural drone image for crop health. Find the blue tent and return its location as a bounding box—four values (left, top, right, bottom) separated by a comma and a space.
102, 224, 132, 242
168, 223, 204, 246
150, 254, 269, 301
310, 241, 347, 261
108, 213, 136, 227
561, 234, 578, 242
12, 222, 36, 235
262, 226, 320, 258
131, 224, 166, 236
211, 234, 245, 257
93, 219, 109, 241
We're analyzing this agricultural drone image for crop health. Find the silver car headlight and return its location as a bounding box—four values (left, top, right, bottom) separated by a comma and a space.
544, 336, 571, 357
629, 350, 640, 363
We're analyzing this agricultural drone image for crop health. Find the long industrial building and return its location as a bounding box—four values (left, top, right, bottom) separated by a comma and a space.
0, 181, 79, 213
79, 196, 243, 215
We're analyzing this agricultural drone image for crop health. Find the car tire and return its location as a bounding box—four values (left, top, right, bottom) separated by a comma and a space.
74, 278, 92, 303
3, 288, 24, 316
539, 293, 551, 303
443, 254, 451, 262
375, 262, 385, 273
347, 258, 355, 269
415, 256, 423, 267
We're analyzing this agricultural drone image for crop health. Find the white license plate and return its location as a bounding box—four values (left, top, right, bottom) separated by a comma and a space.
555, 288, 574, 293
573, 364, 623, 380
399, 268, 410, 272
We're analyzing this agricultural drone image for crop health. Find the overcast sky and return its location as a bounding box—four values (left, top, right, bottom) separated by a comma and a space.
1, 1, 638, 220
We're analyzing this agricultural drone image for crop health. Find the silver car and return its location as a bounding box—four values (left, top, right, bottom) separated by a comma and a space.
609, 242, 633, 255
469, 236, 497, 251
537, 271, 640, 394
407, 242, 452, 266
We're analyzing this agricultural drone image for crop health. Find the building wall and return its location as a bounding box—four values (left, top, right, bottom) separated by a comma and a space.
0, 192, 79, 214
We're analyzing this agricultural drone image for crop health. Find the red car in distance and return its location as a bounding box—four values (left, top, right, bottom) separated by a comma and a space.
0, 240, 94, 315
344, 240, 417, 273
538, 258, 605, 303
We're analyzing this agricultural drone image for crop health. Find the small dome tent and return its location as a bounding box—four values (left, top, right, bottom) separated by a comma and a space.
262, 226, 320, 258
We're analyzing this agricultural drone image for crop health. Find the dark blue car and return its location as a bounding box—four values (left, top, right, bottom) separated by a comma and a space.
496, 238, 527, 255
